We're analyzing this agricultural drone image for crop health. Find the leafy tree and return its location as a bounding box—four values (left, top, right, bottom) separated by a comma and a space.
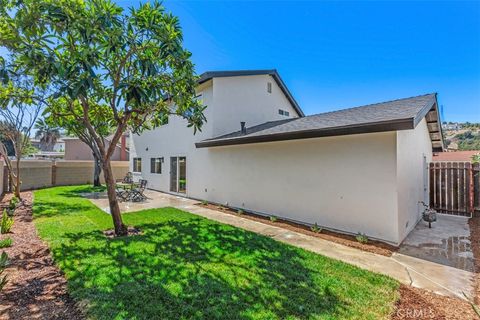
47, 98, 112, 187
0, 0, 205, 235
34, 118, 60, 152
0, 59, 43, 198
0, 128, 14, 156
472, 153, 480, 164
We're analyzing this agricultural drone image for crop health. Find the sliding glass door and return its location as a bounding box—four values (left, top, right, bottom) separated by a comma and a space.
170, 157, 186, 193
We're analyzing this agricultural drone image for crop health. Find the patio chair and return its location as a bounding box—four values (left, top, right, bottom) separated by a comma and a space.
130, 179, 148, 202
116, 187, 129, 202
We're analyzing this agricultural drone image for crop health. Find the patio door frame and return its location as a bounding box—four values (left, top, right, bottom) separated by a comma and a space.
170, 156, 187, 194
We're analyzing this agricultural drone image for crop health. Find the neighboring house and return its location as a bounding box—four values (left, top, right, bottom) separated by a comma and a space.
31, 138, 65, 159
130, 70, 443, 245
442, 122, 463, 131
64, 133, 129, 161
433, 150, 479, 162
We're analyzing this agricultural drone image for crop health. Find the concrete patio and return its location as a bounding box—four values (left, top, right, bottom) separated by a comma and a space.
398, 214, 474, 272
84, 189, 476, 300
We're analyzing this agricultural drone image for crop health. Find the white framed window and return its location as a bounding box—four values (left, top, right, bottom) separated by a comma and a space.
133, 157, 142, 173
150, 157, 163, 174
267, 82, 272, 93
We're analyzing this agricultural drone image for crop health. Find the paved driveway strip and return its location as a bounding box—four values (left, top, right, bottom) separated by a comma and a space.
86, 190, 475, 300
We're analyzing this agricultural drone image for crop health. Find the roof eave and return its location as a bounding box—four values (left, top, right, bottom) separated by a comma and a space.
412, 93, 445, 152
196, 118, 414, 148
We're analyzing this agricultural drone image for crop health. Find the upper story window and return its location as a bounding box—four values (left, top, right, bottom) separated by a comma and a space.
278, 109, 290, 117
133, 157, 142, 173
150, 157, 163, 174
267, 82, 272, 93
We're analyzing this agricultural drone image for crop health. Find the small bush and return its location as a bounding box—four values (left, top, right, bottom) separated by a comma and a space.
270, 215, 278, 222
8, 196, 19, 211
201, 200, 208, 206
0, 210, 14, 234
0, 238, 12, 248
0, 252, 8, 291
310, 223, 322, 233
356, 233, 368, 244
237, 209, 244, 215
5, 208, 13, 218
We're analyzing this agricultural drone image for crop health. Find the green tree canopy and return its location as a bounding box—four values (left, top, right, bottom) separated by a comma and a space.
0, 0, 206, 235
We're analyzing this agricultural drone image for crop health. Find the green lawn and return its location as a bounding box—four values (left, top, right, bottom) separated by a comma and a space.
33, 185, 400, 320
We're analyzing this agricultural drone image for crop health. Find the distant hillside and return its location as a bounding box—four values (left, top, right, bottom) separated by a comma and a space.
442, 122, 480, 151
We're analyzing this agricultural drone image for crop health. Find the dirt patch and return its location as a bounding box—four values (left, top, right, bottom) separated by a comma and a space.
103, 226, 142, 238
197, 203, 397, 256
0, 192, 83, 320
392, 285, 476, 320
469, 216, 480, 305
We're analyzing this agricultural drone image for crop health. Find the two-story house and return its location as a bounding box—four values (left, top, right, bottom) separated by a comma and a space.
130, 70, 443, 245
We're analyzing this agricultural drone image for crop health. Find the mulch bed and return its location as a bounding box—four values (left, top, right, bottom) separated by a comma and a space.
0, 192, 83, 320
197, 203, 397, 256
392, 285, 476, 319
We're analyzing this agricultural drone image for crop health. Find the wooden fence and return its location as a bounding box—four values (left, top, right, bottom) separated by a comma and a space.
429, 162, 480, 217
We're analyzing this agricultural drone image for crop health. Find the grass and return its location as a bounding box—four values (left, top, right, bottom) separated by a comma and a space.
33, 185, 400, 320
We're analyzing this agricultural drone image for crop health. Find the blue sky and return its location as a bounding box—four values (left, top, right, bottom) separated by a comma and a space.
120, 0, 479, 122
2, 1, 478, 122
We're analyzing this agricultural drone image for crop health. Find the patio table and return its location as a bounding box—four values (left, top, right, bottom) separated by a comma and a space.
115, 182, 140, 190
116, 182, 140, 202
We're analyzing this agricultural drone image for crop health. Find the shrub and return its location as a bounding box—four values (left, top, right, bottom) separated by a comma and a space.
356, 233, 368, 244
0, 210, 14, 234
201, 200, 208, 206
270, 215, 278, 222
9, 196, 19, 211
237, 209, 244, 215
9, 196, 20, 209
310, 223, 322, 233
0, 252, 8, 291
0, 238, 12, 248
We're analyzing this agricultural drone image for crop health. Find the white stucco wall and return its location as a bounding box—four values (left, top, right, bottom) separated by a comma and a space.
132, 128, 400, 243
201, 133, 399, 243
211, 75, 299, 136
396, 118, 433, 243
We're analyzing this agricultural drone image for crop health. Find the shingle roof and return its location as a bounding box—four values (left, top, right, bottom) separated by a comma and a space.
198, 70, 304, 117
196, 93, 441, 149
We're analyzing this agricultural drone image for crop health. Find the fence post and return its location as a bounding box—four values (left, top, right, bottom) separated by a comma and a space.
467, 162, 474, 215
51, 161, 57, 186
431, 162, 435, 210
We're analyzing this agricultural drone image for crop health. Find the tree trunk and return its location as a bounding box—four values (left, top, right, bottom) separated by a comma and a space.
93, 156, 102, 187
103, 159, 127, 236
14, 157, 20, 199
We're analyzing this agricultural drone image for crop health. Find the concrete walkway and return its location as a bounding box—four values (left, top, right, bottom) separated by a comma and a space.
86, 190, 475, 300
